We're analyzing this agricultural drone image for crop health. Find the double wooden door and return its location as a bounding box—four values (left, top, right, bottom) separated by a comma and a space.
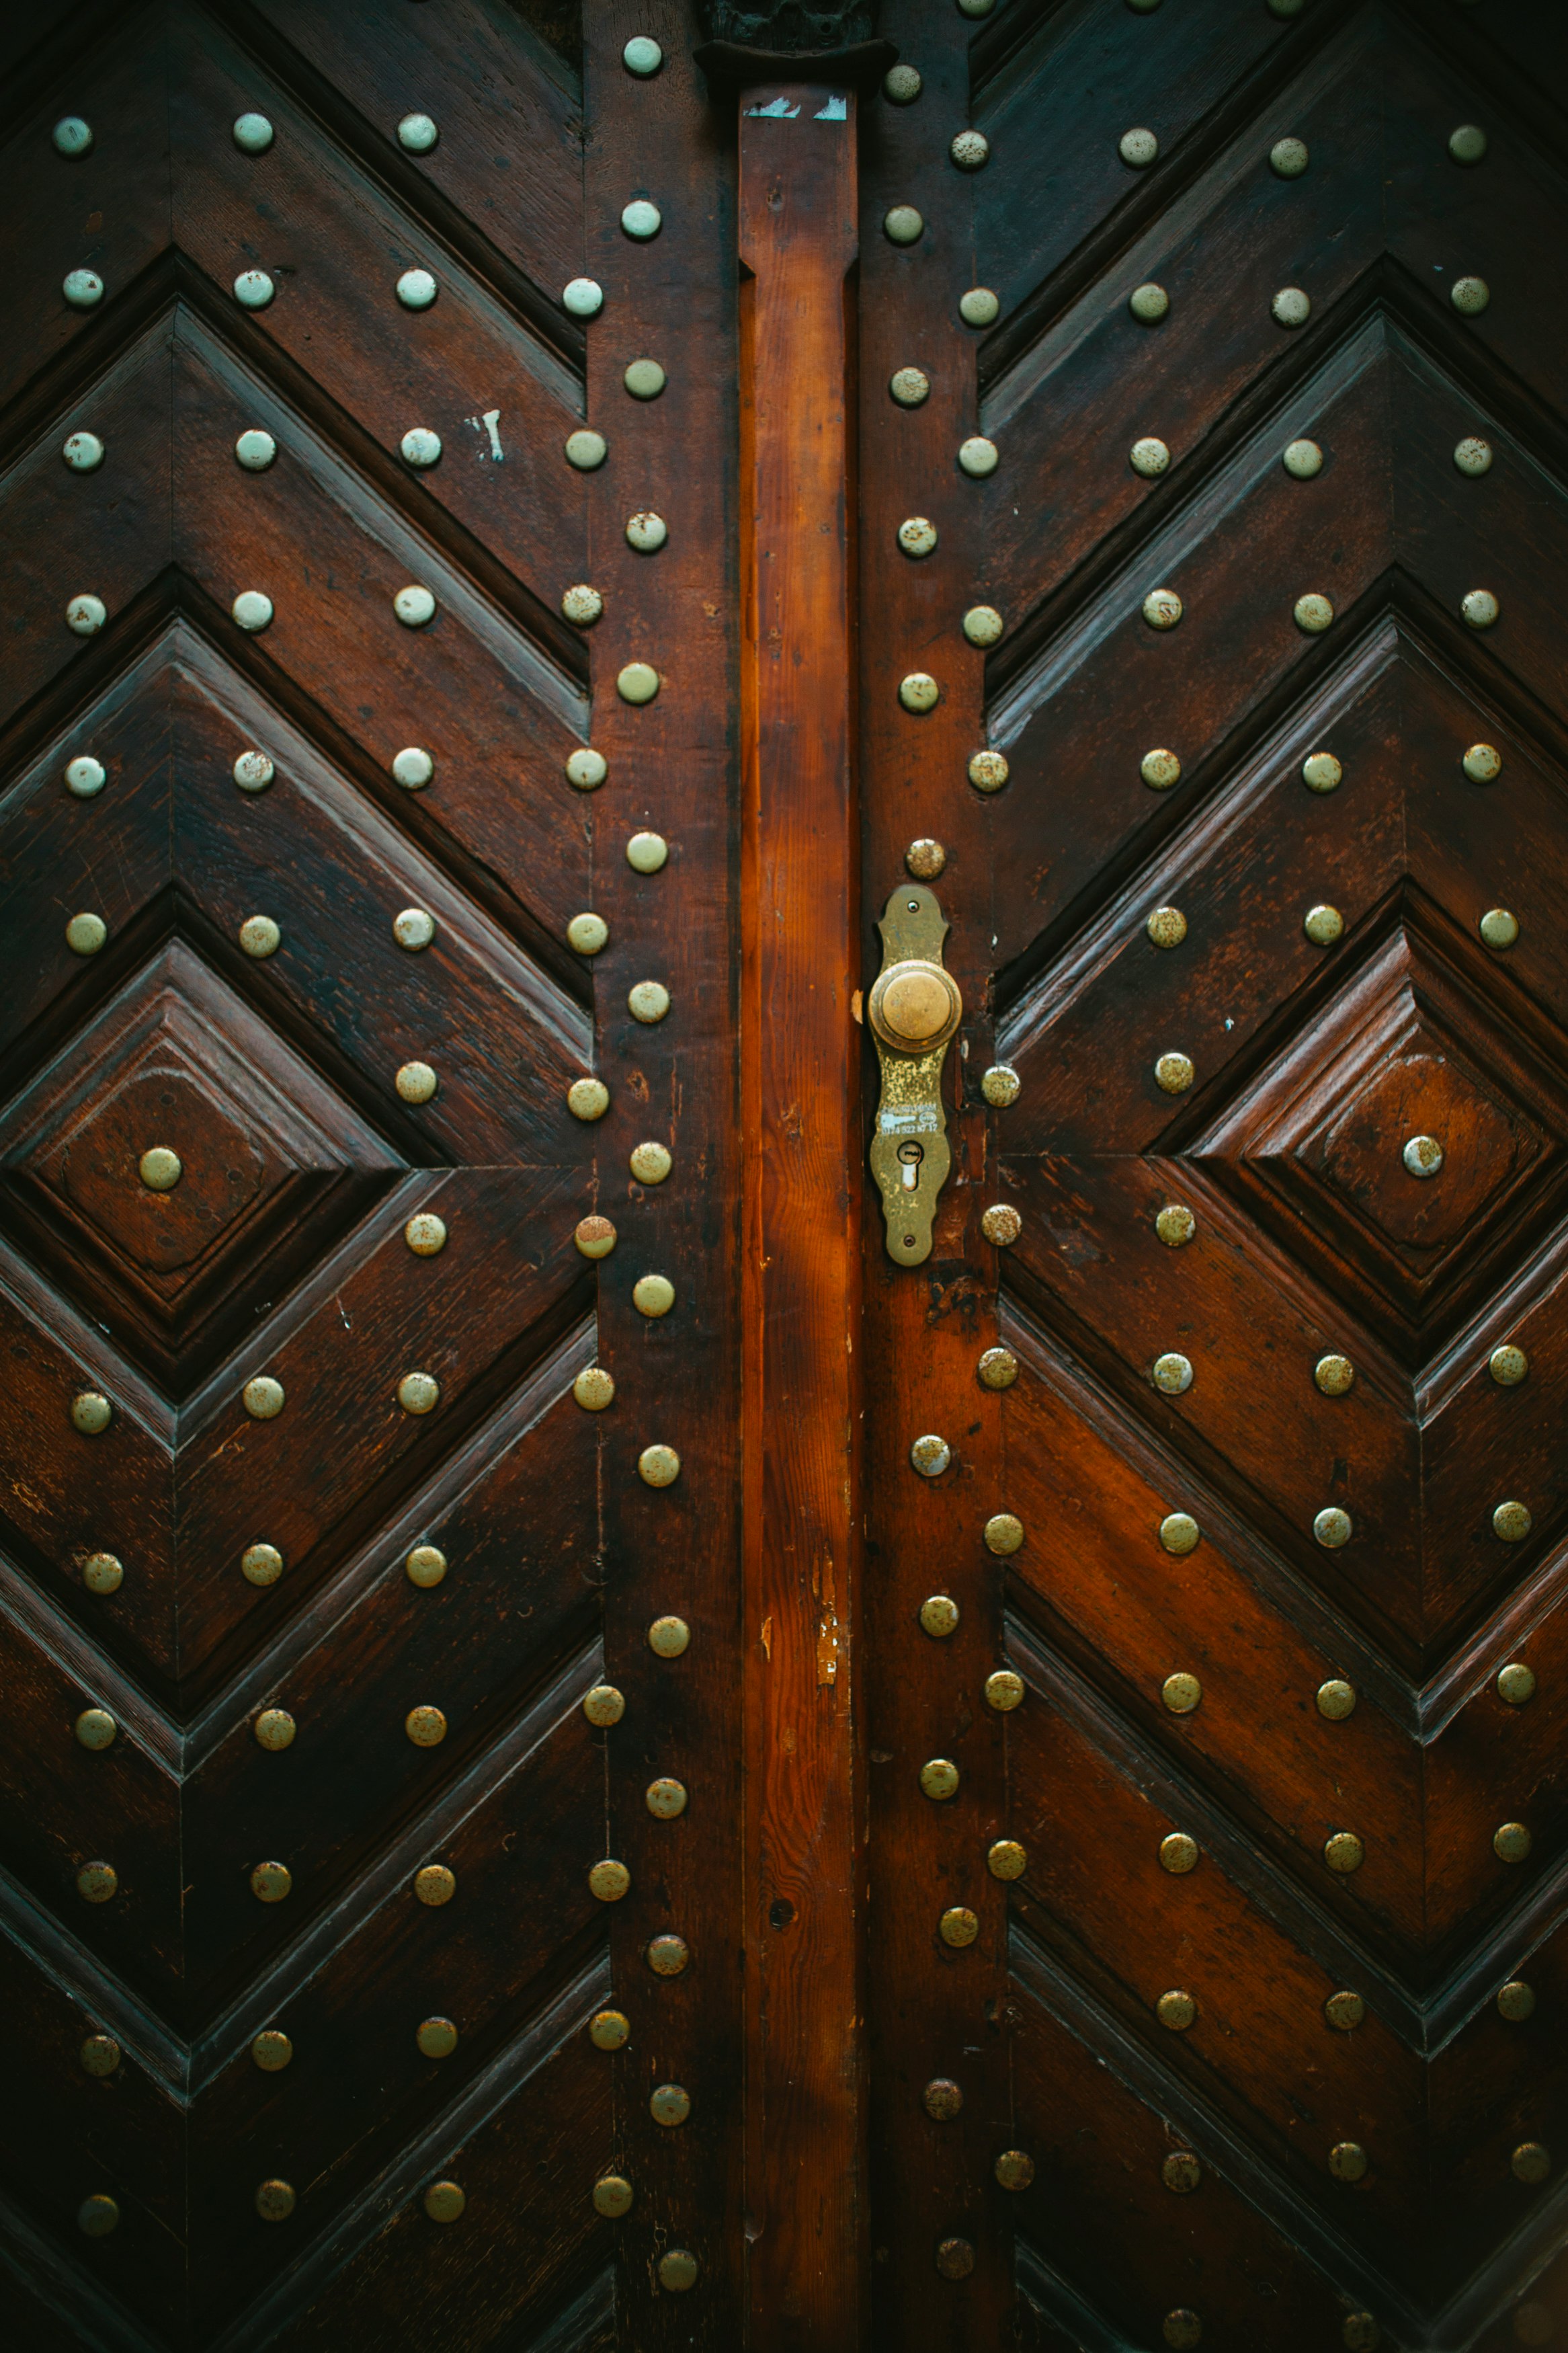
3, 1, 1567, 2348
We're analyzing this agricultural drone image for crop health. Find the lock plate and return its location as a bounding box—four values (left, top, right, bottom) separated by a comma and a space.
867, 883, 961, 1264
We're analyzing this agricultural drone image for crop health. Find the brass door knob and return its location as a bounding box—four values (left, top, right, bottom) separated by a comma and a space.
868, 959, 962, 1053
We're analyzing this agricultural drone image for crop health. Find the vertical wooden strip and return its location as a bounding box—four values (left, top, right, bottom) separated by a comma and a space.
738, 82, 867, 2347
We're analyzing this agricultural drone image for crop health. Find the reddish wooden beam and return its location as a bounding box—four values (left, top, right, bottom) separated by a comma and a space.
738, 80, 867, 2350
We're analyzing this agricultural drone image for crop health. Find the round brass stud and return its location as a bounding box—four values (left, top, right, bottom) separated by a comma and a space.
1497, 1663, 1536, 1706
233, 748, 275, 794
589, 1858, 630, 1902
981, 1203, 1022, 1246
1163, 2151, 1202, 2193
567, 911, 609, 956
1143, 586, 1182, 630
1489, 1343, 1528, 1386
243, 1375, 284, 1419
1512, 2141, 1552, 2185
568, 1078, 610, 1123
53, 116, 95, 156
638, 1443, 681, 1488
1452, 276, 1490, 317
889, 366, 930, 407
77, 1862, 118, 1903
1159, 1512, 1200, 1556
1152, 1353, 1193, 1396
423, 2180, 466, 2223
239, 914, 281, 959
138, 1146, 181, 1192
1156, 1204, 1196, 1247
985, 1669, 1024, 1712
251, 1860, 292, 1902
415, 1864, 456, 1906
923, 2077, 963, 2119
1120, 126, 1158, 168
994, 2149, 1034, 2191
919, 1595, 959, 1638
650, 2081, 690, 2127
1129, 282, 1169, 323
630, 1141, 672, 1185
648, 1614, 691, 1658
1495, 1821, 1533, 1864
1313, 1506, 1352, 1548
646, 1776, 688, 1819
884, 63, 922, 102
241, 1543, 284, 1587
1272, 286, 1311, 327
1481, 908, 1519, 949
1283, 440, 1324, 481
396, 1060, 438, 1105
919, 1758, 960, 1802
906, 838, 946, 881
1494, 1501, 1533, 1543
565, 748, 608, 791
588, 2008, 629, 2051
1462, 587, 1499, 629
1131, 436, 1171, 477
616, 662, 660, 705
1147, 906, 1187, 949
1325, 1990, 1366, 2031
406, 1544, 447, 1589
81, 2034, 121, 2077
1159, 1832, 1198, 1874
1304, 903, 1344, 945
72, 1391, 113, 1434
1163, 2314, 1201, 2350
1514, 2306, 1554, 2347
1162, 1672, 1201, 1714
1454, 434, 1493, 479
958, 437, 999, 478
899, 672, 940, 714
593, 2174, 632, 2218
911, 1435, 952, 1478
416, 2016, 458, 2059
884, 204, 924, 245
1154, 1051, 1194, 1094
939, 1906, 979, 1948
1317, 1679, 1358, 1721
1156, 1989, 1196, 2030
1324, 1831, 1364, 1874
1464, 742, 1502, 782
899, 516, 938, 558
987, 1839, 1026, 1880
255, 2179, 296, 2223
254, 1708, 295, 1752
574, 1214, 616, 1259
78, 2195, 119, 2237
1329, 2141, 1369, 2183
74, 1708, 116, 1751
403, 1212, 447, 1259
962, 604, 1003, 647
968, 750, 1009, 793
392, 748, 434, 791
628, 980, 671, 1023
405, 1705, 448, 1748
573, 1365, 616, 1412
65, 598, 108, 648
936, 2238, 975, 2280
397, 1371, 441, 1414
564, 428, 608, 472
1497, 1980, 1536, 2021
647, 1933, 689, 1976
1141, 748, 1182, 790
983, 1512, 1024, 1555
960, 286, 999, 327
1315, 1354, 1354, 1396
1301, 751, 1343, 796
392, 907, 436, 953
658, 2250, 698, 2292
1294, 592, 1335, 633
583, 1685, 625, 1727
978, 1346, 1018, 1388
251, 2030, 292, 2071
951, 129, 989, 171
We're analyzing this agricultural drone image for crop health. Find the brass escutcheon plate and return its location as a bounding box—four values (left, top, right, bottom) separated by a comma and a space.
868, 883, 961, 1264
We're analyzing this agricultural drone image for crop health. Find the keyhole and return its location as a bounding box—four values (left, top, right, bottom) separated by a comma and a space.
897, 1140, 923, 1191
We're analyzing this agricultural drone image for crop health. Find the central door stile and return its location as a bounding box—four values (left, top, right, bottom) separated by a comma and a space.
737, 77, 868, 2350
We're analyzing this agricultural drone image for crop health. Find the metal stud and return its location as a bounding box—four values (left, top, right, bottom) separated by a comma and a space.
1146, 906, 1187, 949
650, 2082, 690, 2126
83, 1551, 122, 1594
77, 1862, 118, 1903
960, 287, 1000, 327
1497, 1980, 1535, 2021
1403, 1133, 1443, 1179
621, 199, 662, 240
243, 1375, 285, 1423
958, 0, 995, 13
911, 1435, 952, 1478
628, 981, 671, 1024
939, 1907, 979, 1948
626, 830, 669, 872
254, 1708, 296, 1752
1152, 1353, 1194, 1396
1493, 1501, 1532, 1543
1512, 2142, 1552, 2184
398, 112, 439, 151
416, 2016, 458, 2058
884, 63, 922, 102
632, 1273, 675, 1316
63, 270, 105, 309
630, 1140, 672, 1183
53, 117, 94, 156
250, 1860, 292, 1901
1463, 742, 1501, 783
406, 1544, 448, 1588
1119, 128, 1159, 168
1283, 438, 1322, 478
1325, 1990, 1365, 2030
1131, 436, 1170, 477
1314, 1353, 1354, 1395
884, 204, 924, 245
1163, 2316, 1201, 2351
968, 750, 1009, 792
397, 268, 438, 309
1154, 1051, 1194, 1094
401, 427, 442, 469
138, 1146, 182, 1191
647, 1933, 689, 1974
898, 516, 938, 558
423, 2181, 466, 2223
936, 2239, 976, 2280
393, 584, 438, 628
1155, 1204, 1196, 1247
405, 1706, 447, 1747
624, 358, 666, 399
62, 430, 105, 473
906, 839, 946, 881
415, 1864, 456, 1904
617, 662, 660, 705
977, 1071, 1018, 1116
234, 750, 275, 789
1497, 1663, 1536, 1705
647, 1776, 688, 1819
566, 748, 608, 790
923, 2078, 963, 2119
1323, 1830, 1364, 1873
1159, 1512, 1200, 1556
962, 604, 1003, 647
1162, 1672, 1201, 1713
65, 754, 106, 797
1141, 748, 1182, 791
575, 1215, 617, 1259
958, 436, 999, 478
397, 1371, 441, 1414
233, 112, 275, 154
1272, 286, 1311, 327
589, 2008, 630, 2051
239, 914, 280, 959
983, 1512, 1024, 1555
1452, 276, 1490, 316
1270, 135, 1309, 177
81, 2034, 121, 2077
242, 1543, 284, 1587
899, 672, 940, 713
919, 1595, 959, 1638
1304, 903, 1344, 944
1129, 281, 1169, 323
920, 1758, 960, 1801
1159, 1833, 1199, 1874
625, 510, 667, 552
1163, 2151, 1202, 2193
1317, 1679, 1357, 1720
1143, 587, 1182, 629
1156, 1989, 1196, 2028
1329, 2141, 1369, 2183
981, 1203, 1022, 1246
1313, 1506, 1352, 1548
390, 742, 434, 791
638, 1443, 681, 1488
1294, 593, 1334, 633
77, 2195, 119, 2237
234, 270, 275, 310
593, 2173, 634, 2219
1462, 588, 1499, 629
562, 584, 603, 627
396, 1061, 438, 1105
1494, 1821, 1533, 1863
994, 2150, 1034, 2191
623, 34, 663, 73
1481, 908, 1518, 949
67, 594, 108, 636
583, 1685, 625, 1727
891, 366, 930, 407
985, 1669, 1024, 1711
255, 2180, 296, 2223
950, 130, 989, 171
562, 277, 602, 317
75, 1709, 116, 1751
1454, 435, 1493, 476
1303, 750, 1342, 792
567, 912, 609, 956
71, 1391, 113, 1435
658, 2250, 698, 2292
573, 1366, 616, 1412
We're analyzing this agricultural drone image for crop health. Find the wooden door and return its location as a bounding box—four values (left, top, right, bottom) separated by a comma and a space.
5, 3, 1568, 2352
